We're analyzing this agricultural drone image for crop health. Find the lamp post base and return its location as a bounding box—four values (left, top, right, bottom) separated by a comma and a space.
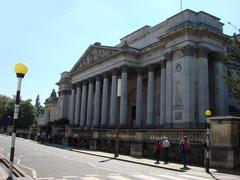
206, 158, 210, 173
114, 154, 119, 158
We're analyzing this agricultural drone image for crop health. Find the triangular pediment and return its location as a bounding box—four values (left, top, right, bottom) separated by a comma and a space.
71, 45, 120, 74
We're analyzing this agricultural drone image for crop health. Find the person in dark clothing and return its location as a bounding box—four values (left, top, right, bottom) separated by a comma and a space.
180, 136, 191, 168
154, 140, 161, 164
72, 133, 79, 148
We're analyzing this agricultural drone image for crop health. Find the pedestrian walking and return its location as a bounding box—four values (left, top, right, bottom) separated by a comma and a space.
162, 137, 171, 164
154, 140, 161, 164
41, 131, 46, 144
72, 133, 79, 148
180, 136, 191, 168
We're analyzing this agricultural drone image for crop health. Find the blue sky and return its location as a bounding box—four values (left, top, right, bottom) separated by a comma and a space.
0, 0, 239, 105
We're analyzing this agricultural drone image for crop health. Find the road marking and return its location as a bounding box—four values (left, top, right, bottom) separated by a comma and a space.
88, 162, 96, 167
131, 174, 162, 180
181, 174, 211, 180
108, 175, 132, 180
81, 177, 101, 180
158, 174, 186, 180
63, 175, 79, 178
19, 164, 37, 179
36, 177, 54, 180
14, 157, 21, 164
85, 174, 99, 177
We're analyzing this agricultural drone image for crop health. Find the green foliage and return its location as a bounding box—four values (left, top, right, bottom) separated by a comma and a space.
224, 34, 240, 100
17, 99, 37, 128
35, 94, 44, 116
0, 95, 36, 128
0, 95, 14, 126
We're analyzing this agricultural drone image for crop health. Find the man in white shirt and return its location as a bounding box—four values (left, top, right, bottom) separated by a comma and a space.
162, 137, 171, 164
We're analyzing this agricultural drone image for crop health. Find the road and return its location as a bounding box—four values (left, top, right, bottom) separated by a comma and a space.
0, 134, 239, 180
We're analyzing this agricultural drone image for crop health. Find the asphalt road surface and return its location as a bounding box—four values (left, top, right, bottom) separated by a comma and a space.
0, 134, 239, 180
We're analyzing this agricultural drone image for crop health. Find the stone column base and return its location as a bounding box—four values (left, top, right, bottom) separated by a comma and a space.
90, 140, 97, 150
130, 143, 143, 157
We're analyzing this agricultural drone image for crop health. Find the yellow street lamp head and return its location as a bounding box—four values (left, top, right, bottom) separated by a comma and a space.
205, 110, 212, 117
14, 63, 28, 78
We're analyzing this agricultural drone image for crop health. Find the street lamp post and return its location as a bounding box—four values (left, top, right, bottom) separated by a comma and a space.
114, 77, 121, 158
205, 109, 212, 173
7, 63, 28, 180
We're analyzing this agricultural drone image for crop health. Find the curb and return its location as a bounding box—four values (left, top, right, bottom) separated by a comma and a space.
70, 149, 184, 172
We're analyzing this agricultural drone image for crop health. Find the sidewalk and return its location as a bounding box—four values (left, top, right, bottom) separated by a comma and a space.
66, 147, 217, 173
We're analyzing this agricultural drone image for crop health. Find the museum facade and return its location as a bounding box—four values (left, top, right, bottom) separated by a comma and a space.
57, 9, 229, 129
52, 9, 237, 163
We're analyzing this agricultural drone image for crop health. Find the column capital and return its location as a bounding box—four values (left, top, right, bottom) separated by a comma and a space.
120, 65, 128, 72
71, 84, 76, 89
82, 80, 88, 85
111, 68, 118, 75
197, 46, 209, 58
103, 73, 109, 78
88, 77, 94, 83
136, 68, 144, 74
160, 61, 166, 68
164, 52, 172, 60
95, 75, 101, 81
180, 45, 196, 57
76, 82, 82, 87
147, 64, 155, 72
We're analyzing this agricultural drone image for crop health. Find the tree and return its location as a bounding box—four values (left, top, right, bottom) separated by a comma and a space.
0, 95, 14, 126
224, 34, 240, 100
0, 95, 36, 128
35, 94, 44, 116
18, 99, 37, 128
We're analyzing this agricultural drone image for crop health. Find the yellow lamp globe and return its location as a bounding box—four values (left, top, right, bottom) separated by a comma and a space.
205, 110, 212, 117
14, 63, 28, 77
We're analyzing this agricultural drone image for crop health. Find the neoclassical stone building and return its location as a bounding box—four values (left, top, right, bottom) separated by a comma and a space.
56, 9, 237, 162
57, 9, 230, 129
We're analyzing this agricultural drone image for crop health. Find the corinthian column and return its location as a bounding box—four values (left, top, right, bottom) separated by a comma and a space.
101, 74, 109, 127
93, 76, 101, 127
146, 66, 154, 127
135, 69, 143, 128
198, 47, 209, 124
69, 87, 76, 125
119, 66, 128, 128
74, 84, 81, 125
80, 81, 87, 128
109, 70, 118, 128
86, 79, 94, 128
160, 62, 166, 125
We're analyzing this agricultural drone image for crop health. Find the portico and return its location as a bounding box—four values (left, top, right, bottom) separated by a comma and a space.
55, 9, 232, 164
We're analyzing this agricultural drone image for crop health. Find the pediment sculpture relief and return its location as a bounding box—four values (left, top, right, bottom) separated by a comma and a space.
78, 47, 120, 69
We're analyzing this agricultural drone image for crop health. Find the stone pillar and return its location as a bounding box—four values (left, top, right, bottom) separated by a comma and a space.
135, 69, 143, 128
119, 66, 128, 128
181, 45, 195, 127
69, 87, 76, 125
209, 116, 240, 168
74, 84, 81, 125
146, 66, 154, 127
109, 70, 117, 128
80, 81, 87, 127
198, 47, 209, 124
101, 74, 109, 127
214, 53, 227, 115
160, 62, 166, 125
93, 76, 101, 128
86, 79, 94, 128
165, 53, 172, 127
